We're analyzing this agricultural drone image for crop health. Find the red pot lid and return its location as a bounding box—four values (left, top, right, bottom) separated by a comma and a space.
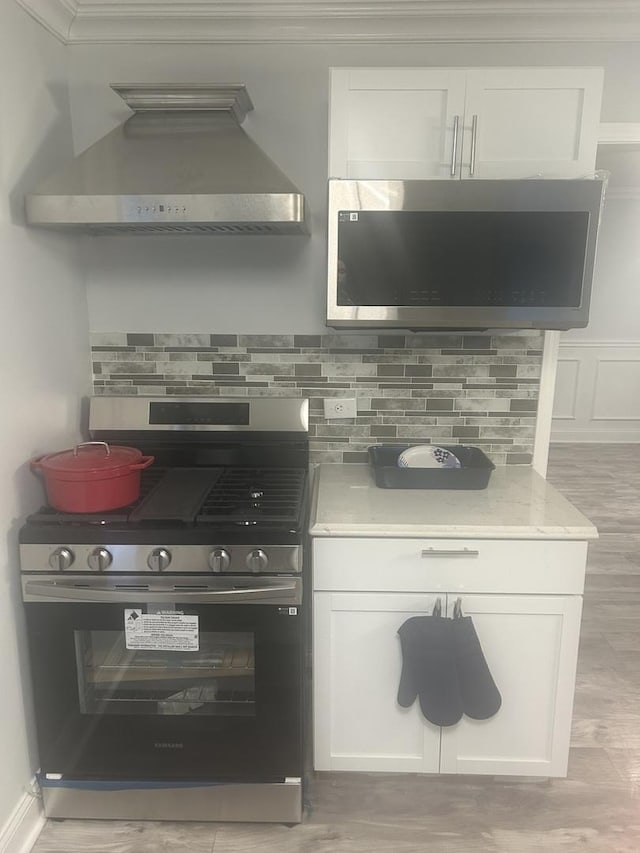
37, 442, 142, 477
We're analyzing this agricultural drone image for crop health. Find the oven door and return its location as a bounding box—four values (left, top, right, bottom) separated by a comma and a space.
22, 575, 302, 782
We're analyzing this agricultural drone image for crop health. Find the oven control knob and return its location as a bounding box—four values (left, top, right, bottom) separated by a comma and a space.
147, 548, 172, 572
246, 548, 268, 573
49, 547, 74, 572
87, 548, 113, 572
208, 549, 231, 573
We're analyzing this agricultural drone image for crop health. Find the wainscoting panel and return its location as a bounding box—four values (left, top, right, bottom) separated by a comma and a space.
552, 358, 580, 420
552, 342, 640, 442
593, 359, 640, 420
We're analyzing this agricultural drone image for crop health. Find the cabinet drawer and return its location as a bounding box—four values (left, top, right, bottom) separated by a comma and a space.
312, 537, 587, 595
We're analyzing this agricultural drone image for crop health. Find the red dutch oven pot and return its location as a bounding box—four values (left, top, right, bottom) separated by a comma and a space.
31, 441, 155, 513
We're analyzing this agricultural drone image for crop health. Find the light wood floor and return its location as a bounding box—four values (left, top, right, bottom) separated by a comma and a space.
30, 444, 640, 853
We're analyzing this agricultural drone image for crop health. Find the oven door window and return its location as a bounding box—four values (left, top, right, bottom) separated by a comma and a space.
75, 630, 256, 717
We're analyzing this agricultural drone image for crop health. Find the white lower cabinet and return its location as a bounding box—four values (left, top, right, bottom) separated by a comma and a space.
312, 537, 586, 777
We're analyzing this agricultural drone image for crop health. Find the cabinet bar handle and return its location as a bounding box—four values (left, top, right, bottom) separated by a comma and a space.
450, 114, 459, 176
421, 548, 480, 558
470, 114, 478, 176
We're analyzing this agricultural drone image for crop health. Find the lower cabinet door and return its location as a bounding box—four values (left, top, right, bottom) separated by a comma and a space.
440, 594, 583, 777
313, 590, 582, 777
313, 591, 442, 772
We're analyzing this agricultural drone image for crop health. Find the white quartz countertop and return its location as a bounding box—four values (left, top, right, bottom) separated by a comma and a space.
309, 464, 597, 540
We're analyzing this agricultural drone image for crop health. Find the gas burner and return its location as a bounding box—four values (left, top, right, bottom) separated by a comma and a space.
197, 467, 306, 526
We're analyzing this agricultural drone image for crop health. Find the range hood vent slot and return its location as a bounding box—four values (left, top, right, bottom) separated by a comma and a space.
85, 223, 281, 236
25, 84, 309, 236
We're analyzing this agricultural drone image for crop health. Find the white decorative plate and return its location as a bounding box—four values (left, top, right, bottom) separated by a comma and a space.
397, 445, 461, 469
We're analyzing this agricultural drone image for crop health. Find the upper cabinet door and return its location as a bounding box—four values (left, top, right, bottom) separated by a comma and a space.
461, 68, 604, 179
329, 68, 467, 179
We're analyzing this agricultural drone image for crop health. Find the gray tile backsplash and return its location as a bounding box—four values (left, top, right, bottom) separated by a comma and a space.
91, 332, 544, 465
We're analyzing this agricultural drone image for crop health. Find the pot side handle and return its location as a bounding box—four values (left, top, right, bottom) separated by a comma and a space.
130, 455, 155, 471
30, 456, 46, 471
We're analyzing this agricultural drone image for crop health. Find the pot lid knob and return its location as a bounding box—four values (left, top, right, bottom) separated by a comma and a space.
73, 441, 110, 457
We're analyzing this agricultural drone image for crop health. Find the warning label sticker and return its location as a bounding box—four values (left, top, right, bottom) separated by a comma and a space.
124, 609, 199, 651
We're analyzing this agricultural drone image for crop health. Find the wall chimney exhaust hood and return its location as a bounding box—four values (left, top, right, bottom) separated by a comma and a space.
25, 84, 309, 235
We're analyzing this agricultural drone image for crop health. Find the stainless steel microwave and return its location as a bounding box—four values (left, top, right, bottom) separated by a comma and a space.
327, 178, 606, 330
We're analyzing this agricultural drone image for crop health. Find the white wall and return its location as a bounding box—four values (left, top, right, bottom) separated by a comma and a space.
572, 196, 640, 341
65, 41, 640, 336
0, 3, 90, 841
552, 143, 640, 441
66, 40, 640, 442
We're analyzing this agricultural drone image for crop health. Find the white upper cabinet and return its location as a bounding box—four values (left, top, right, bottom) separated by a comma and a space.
329, 67, 603, 180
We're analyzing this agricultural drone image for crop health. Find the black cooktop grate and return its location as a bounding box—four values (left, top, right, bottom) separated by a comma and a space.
197, 467, 306, 525
26, 466, 307, 529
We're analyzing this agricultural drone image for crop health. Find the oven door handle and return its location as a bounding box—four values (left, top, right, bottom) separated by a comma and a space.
23, 580, 300, 605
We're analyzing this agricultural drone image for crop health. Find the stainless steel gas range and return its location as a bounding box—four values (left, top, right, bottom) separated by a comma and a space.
19, 396, 309, 823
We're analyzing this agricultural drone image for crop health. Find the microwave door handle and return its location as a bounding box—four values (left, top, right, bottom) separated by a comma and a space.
450, 114, 459, 177
23, 580, 298, 604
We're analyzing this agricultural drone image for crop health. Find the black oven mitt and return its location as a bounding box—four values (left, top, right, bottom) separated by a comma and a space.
452, 614, 502, 720
397, 614, 463, 727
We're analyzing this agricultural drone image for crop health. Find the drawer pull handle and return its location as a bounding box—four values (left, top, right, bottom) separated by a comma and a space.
421, 548, 479, 558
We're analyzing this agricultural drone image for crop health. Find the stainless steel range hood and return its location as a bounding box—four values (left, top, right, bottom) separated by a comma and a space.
25, 85, 309, 235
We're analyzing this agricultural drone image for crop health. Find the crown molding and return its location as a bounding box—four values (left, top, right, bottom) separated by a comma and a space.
599, 122, 640, 144
558, 340, 640, 347
15, 0, 640, 44
15, 0, 78, 43
604, 188, 640, 199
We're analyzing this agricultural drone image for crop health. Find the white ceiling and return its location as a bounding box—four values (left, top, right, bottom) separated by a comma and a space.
15, 0, 640, 44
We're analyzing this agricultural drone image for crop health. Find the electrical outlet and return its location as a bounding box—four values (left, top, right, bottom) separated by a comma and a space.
324, 397, 358, 419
